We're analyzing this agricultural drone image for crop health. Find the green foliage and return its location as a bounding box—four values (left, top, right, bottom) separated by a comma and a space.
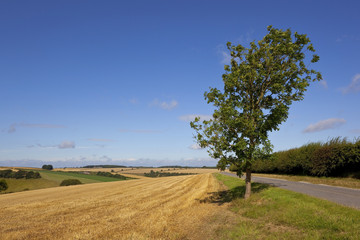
0, 179, 8, 191
82, 165, 126, 168
60, 179, 82, 186
191, 26, 321, 178
42, 164, 53, 170
25, 171, 41, 179
0, 170, 13, 178
0, 169, 41, 179
252, 137, 360, 177
96, 171, 127, 180
144, 170, 195, 178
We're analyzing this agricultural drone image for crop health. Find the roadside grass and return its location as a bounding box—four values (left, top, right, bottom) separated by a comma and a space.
252, 173, 360, 189
214, 173, 360, 240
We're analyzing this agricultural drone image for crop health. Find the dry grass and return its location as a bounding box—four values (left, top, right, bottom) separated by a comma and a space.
252, 173, 360, 189
0, 173, 229, 239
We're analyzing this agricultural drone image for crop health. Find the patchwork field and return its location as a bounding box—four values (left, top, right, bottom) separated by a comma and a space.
1, 169, 130, 194
58, 167, 219, 176
0, 173, 228, 240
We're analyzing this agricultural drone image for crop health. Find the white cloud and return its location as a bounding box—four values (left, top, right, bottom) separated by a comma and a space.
340, 74, 360, 94
189, 144, 202, 150
150, 99, 178, 110
58, 141, 75, 149
303, 118, 346, 133
179, 114, 213, 122
319, 80, 328, 89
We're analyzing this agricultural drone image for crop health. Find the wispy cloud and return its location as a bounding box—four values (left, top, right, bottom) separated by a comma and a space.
303, 118, 346, 133
336, 34, 360, 42
319, 80, 328, 89
87, 138, 115, 142
8, 124, 16, 133
58, 141, 75, 149
216, 44, 231, 65
216, 31, 254, 65
129, 98, 138, 104
179, 114, 213, 122
150, 99, 178, 110
189, 144, 202, 150
350, 129, 360, 134
119, 129, 161, 133
7, 123, 65, 133
340, 74, 360, 94
27, 144, 56, 149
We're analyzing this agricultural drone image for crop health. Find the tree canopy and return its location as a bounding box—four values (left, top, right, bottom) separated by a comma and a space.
191, 26, 322, 198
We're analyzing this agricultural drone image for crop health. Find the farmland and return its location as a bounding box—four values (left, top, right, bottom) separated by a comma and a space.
0, 173, 228, 239
0, 168, 132, 194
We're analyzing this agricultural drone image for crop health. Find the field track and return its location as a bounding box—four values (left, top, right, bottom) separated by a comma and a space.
0, 173, 226, 239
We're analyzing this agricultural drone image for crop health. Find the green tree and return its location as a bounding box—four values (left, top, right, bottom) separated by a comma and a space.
191, 26, 322, 199
0, 179, 8, 191
42, 164, 53, 170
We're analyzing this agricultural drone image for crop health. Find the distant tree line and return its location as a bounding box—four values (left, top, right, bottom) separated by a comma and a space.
251, 138, 360, 178
42, 165, 53, 170
0, 169, 41, 179
82, 165, 126, 168
144, 170, 195, 178
96, 171, 128, 180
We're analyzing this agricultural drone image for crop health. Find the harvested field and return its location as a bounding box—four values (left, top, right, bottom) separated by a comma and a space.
0, 173, 228, 239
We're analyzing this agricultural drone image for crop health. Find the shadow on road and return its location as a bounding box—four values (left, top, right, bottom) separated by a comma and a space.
199, 182, 269, 205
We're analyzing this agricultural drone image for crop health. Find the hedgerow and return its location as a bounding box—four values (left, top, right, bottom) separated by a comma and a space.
60, 179, 82, 186
144, 170, 195, 178
0, 170, 41, 179
252, 137, 360, 178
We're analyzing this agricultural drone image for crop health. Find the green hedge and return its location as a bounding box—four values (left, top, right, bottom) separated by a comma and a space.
252, 138, 360, 178
0, 179, 8, 191
144, 170, 195, 178
0, 170, 41, 179
60, 179, 82, 186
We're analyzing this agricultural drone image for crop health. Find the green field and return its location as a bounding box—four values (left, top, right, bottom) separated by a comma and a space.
213, 173, 360, 240
38, 170, 127, 183
1, 170, 130, 194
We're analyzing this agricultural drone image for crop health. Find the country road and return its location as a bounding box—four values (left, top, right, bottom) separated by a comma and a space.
221, 172, 360, 210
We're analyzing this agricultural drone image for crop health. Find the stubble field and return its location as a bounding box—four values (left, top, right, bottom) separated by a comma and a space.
0, 173, 229, 240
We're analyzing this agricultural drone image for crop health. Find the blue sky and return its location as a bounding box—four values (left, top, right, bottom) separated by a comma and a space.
1, 0, 359, 167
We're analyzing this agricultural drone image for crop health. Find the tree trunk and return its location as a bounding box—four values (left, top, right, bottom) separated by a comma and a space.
244, 168, 251, 199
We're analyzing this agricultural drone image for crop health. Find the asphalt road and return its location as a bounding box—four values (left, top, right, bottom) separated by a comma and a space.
221, 172, 360, 210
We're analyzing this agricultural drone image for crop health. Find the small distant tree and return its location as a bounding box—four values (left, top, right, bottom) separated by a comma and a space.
0, 179, 8, 191
42, 164, 53, 170
191, 26, 321, 199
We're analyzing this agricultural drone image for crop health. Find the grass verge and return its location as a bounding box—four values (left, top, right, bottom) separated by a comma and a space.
252, 173, 360, 189
213, 173, 360, 240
